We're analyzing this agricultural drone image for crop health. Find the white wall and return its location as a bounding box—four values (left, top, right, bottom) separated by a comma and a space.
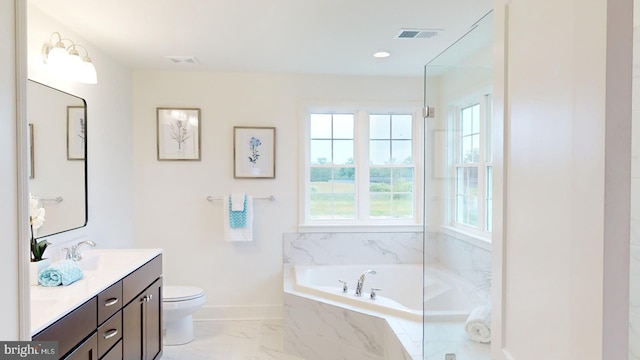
493, 0, 632, 358
132, 71, 422, 319
0, 0, 22, 340
27, 4, 135, 251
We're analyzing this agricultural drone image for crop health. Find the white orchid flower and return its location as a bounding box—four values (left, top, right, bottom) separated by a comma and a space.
29, 193, 46, 230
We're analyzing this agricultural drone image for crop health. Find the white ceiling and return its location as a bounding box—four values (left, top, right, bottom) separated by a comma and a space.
29, 0, 492, 77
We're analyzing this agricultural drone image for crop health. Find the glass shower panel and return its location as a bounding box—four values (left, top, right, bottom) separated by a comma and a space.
423, 11, 493, 360
630, 6, 640, 359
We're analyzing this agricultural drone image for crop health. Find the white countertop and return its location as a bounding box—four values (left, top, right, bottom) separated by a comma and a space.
31, 248, 163, 335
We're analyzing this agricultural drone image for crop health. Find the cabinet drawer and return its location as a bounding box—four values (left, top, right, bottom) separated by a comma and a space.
123, 255, 162, 305
97, 311, 121, 359
33, 298, 97, 358
100, 339, 121, 360
98, 281, 122, 325
62, 332, 97, 360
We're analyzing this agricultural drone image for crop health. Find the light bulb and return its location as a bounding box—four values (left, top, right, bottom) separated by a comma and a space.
46, 43, 68, 70
78, 59, 97, 84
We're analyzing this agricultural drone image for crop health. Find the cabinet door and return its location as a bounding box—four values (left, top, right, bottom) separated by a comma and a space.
63, 333, 97, 360
145, 278, 163, 360
122, 292, 144, 360
122, 278, 163, 360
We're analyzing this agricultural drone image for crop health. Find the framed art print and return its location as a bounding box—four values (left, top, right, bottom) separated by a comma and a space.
234, 126, 275, 178
67, 106, 86, 160
157, 107, 201, 160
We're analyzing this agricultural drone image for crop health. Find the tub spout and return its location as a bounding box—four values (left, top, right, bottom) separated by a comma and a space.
355, 269, 376, 297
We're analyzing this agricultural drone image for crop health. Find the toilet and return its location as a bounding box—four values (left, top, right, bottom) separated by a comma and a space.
162, 286, 206, 345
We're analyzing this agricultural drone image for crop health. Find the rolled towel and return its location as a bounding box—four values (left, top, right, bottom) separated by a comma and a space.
465, 305, 491, 343
38, 260, 84, 287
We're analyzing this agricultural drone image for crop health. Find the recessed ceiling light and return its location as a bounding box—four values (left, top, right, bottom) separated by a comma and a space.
373, 51, 391, 58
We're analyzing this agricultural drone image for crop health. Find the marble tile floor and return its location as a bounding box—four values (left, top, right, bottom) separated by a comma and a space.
424, 322, 491, 360
160, 319, 491, 360
161, 320, 305, 360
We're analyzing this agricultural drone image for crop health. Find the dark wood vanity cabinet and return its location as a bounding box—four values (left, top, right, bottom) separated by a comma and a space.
122, 255, 163, 360
32, 254, 162, 360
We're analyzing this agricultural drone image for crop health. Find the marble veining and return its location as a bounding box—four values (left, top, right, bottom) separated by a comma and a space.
162, 320, 304, 360
283, 292, 411, 360
283, 232, 422, 266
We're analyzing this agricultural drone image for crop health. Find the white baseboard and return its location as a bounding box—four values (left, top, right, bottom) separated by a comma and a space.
193, 304, 283, 321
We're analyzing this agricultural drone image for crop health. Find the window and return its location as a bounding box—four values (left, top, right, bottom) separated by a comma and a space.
309, 113, 356, 219
305, 109, 421, 226
452, 95, 492, 234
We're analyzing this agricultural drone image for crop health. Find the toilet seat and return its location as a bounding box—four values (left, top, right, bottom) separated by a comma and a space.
163, 286, 205, 302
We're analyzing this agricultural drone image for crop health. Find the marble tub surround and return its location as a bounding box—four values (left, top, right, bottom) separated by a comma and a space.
282, 231, 492, 359
283, 264, 420, 359
282, 232, 423, 359
436, 232, 492, 300
283, 232, 423, 266
283, 291, 418, 360
31, 248, 162, 334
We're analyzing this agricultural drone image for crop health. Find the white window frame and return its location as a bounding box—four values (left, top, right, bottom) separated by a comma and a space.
299, 103, 423, 232
449, 93, 492, 239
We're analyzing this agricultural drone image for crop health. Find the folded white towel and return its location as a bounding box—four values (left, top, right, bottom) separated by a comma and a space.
464, 305, 491, 343
223, 195, 253, 241
231, 193, 246, 211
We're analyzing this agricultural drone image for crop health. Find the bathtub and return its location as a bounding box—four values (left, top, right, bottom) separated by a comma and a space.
291, 264, 484, 322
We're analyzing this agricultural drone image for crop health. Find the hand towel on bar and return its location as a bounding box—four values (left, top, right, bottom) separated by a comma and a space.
229, 195, 247, 228
464, 305, 491, 343
231, 192, 246, 211
223, 194, 253, 241
38, 260, 84, 287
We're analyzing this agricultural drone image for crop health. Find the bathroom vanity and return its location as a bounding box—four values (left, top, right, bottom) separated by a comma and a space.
31, 249, 163, 360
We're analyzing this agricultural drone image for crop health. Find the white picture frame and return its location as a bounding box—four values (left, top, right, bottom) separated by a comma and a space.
157, 107, 201, 161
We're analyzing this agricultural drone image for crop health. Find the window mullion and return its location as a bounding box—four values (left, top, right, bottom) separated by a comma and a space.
477, 163, 486, 233
356, 110, 369, 220
477, 98, 486, 231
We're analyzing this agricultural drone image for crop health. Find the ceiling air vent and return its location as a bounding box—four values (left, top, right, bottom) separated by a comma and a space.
165, 56, 199, 65
395, 29, 442, 39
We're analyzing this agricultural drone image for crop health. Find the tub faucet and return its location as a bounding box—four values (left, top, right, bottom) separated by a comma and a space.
64, 240, 96, 261
355, 269, 376, 297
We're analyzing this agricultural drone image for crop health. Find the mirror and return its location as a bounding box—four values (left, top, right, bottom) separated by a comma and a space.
27, 80, 87, 238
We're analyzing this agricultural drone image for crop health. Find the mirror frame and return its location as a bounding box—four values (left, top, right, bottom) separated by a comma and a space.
28, 79, 88, 239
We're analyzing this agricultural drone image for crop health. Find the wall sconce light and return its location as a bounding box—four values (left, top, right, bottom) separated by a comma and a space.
42, 32, 98, 84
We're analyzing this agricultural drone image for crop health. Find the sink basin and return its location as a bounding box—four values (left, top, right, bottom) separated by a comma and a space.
77, 253, 101, 271
76, 250, 147, 272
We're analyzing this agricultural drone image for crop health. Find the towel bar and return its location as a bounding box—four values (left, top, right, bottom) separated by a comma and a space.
207, 195, 275, 202
39, 196, 63, 203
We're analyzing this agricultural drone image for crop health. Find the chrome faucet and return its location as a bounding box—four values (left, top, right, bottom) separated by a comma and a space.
354, 269, 376, 297
63, 240, 96, 261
